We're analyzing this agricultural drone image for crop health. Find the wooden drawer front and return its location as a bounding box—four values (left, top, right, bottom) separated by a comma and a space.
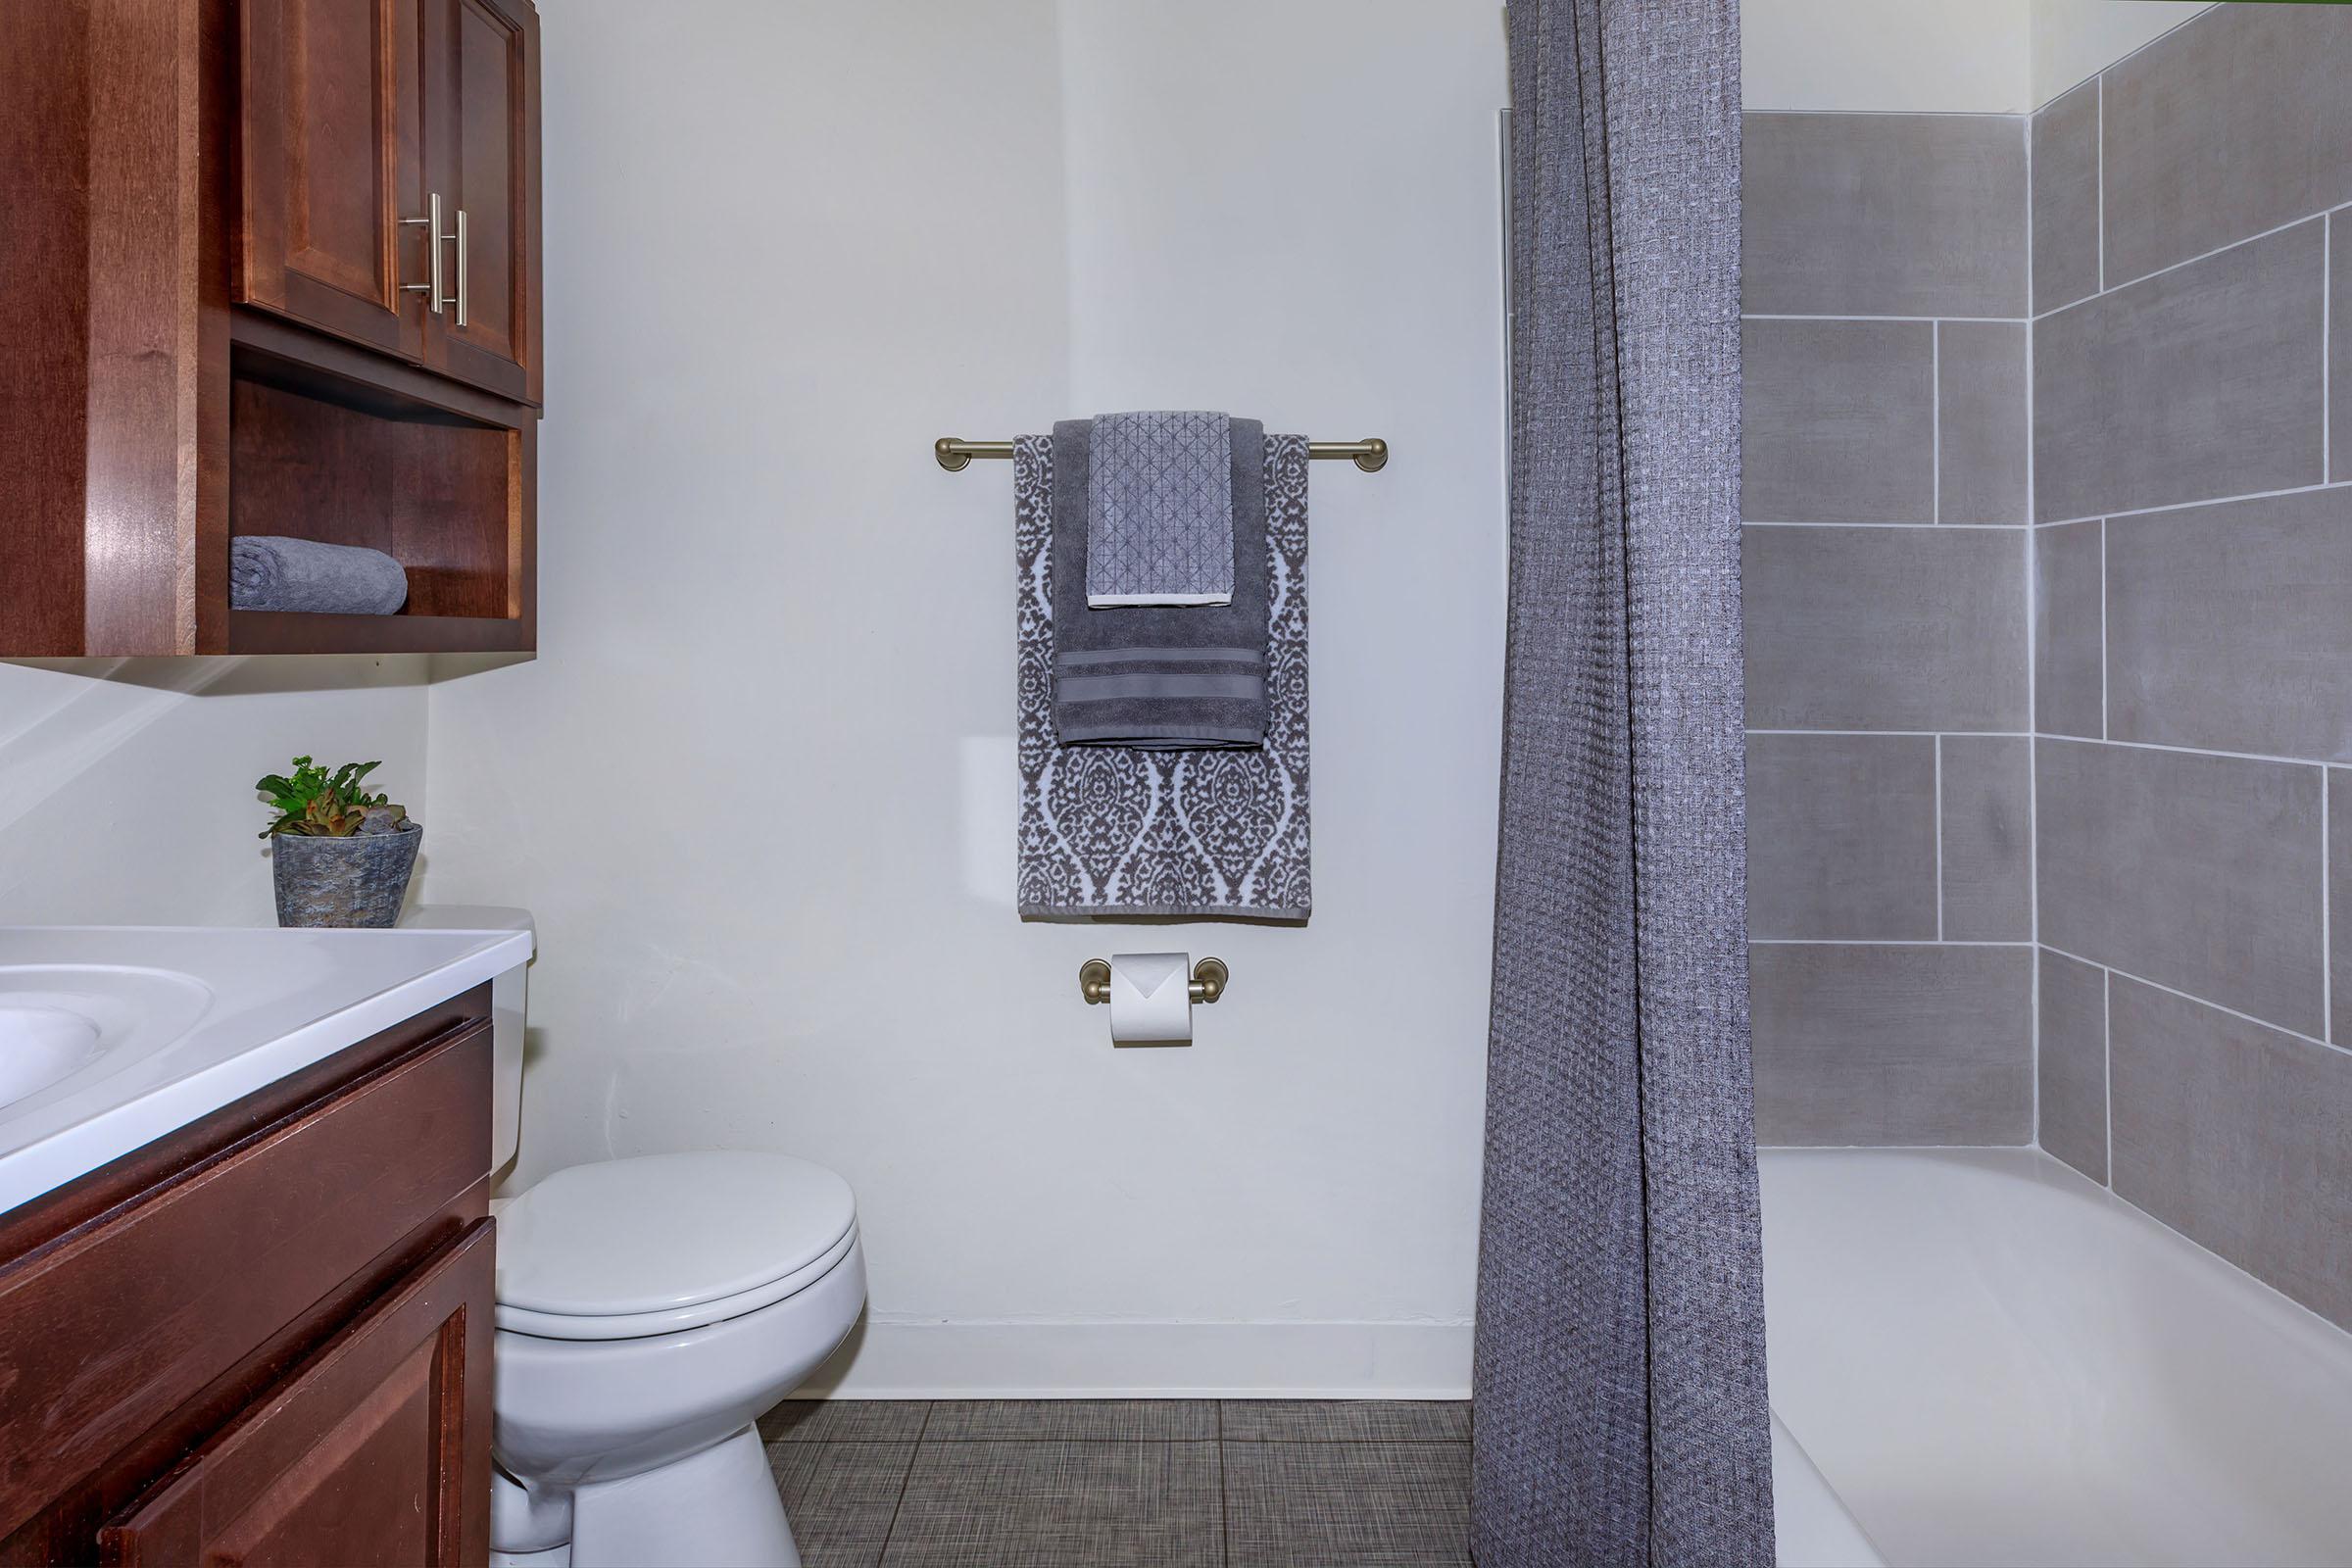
0, 1018, 491, 1540
100, 1219, 493, 1568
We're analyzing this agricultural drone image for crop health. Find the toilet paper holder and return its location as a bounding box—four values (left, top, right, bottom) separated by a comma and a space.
1080, 956, 1229, 1005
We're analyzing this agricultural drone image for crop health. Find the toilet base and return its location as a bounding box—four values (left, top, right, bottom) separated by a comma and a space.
496, 1427, 801, 1568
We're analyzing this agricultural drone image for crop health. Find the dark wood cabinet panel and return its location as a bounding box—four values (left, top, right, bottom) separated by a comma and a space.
241, 0, 542, 403
0, 0, 540, 657
98, 1220, 494, 1568
0, 987, 496, 1568
238, 0, 429, 361
421, 0, 542, 404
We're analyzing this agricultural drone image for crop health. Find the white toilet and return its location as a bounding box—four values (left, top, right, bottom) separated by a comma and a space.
489, 1152, 864, 1568
415, 909, 865, 1568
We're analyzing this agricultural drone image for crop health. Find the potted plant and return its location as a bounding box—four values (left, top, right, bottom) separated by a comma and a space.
257, 756, 421, 928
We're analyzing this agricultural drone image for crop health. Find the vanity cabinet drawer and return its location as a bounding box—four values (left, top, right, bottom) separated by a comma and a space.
99, 1218, 493, 1568
0, 1012, 491, 1546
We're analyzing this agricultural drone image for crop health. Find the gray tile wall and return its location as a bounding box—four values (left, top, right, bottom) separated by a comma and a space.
1741, 110, 2034, 1147
1743, 113, 2028, 318
2098, 5, 2352, 286
1750, 17, 2352, 1334
1750, 945, 2034, 1146
2035, 952, 2108, 1182
1742, 320, 1934, 523
2025, 3, 2352, 1331
2033, 220, 2323, 522
2030, 80, 2101, 314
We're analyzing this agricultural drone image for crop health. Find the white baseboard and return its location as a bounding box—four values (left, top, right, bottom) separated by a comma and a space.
792, 1317, 1474, 1400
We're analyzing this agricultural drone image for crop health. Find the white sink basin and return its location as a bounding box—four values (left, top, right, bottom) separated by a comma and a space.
0, 1005, 101, 1104
0, 966, 214, 1114
0, 927, 532, 1215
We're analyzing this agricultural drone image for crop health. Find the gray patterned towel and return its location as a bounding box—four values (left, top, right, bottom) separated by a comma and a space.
1052, 418, 1268, 749
1085, 411, 1235, 606
1016, 432, 1310, 920
229, 536, 408, 614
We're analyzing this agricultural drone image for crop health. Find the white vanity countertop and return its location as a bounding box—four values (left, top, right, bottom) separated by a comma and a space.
0, 924, 533, 1216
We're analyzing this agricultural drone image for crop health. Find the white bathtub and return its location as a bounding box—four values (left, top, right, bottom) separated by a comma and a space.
1760, 1148, 2352, 1568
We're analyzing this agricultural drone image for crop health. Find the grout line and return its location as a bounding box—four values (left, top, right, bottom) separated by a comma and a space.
876, 1401, 932, 1556
1741, 519, 2027, 530
1763, 728, 2350, 776
1746, 108, 2031, 122
1742, 312, 2026, 324
2040, 942, 2351, 1062
911, 1434, 1245, 1444
1217, 1402, 1231, 1568
1750, 939, 2033, 949
1933, 321, 1943, 525
2034, 209, 2328, 324
2034, 478, 2352, 530
1935, 736, 1946, 940
2023, 91, 2041, 1135
1748, 728, 2031, 738
2037, 731, 2345, 773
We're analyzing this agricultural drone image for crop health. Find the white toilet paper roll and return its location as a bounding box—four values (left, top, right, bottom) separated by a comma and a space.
1106, 952, 1193, 1046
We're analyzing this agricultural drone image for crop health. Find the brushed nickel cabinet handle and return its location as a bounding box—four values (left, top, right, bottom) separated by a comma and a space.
452, 207, 469, 328
399, 193, 446, 316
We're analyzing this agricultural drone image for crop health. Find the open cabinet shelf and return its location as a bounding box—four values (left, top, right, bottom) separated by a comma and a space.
223, 340, 536, 655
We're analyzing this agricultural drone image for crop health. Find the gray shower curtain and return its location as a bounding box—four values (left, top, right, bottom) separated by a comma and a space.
1470, 0, 1773, 1563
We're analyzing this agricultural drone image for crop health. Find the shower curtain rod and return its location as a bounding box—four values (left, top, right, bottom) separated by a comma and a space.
933, 436, 1390, 472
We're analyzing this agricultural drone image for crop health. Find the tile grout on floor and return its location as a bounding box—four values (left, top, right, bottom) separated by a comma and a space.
771, 1399, 1472, 1568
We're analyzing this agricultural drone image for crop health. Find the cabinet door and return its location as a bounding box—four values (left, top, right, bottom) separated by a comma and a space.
421, 0, 540, 404
238, 0, 430, 362
98, 1220, 494, 1568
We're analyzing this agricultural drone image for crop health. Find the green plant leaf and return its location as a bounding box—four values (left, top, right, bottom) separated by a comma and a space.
258, 755, 404, 839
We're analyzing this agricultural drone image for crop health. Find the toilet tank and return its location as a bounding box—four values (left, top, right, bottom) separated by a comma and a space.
403, 905, 532, 1176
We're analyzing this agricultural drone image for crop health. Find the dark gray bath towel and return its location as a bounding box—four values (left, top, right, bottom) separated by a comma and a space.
1051, 417, 1267, 748
230, 536, 408, 614
1015, 432, 1311, 920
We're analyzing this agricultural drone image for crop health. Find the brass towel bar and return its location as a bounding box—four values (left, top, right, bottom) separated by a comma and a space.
934, 436, 1389, 473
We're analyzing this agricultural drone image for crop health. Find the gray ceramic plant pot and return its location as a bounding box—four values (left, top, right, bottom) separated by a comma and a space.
270, 822, 422, 928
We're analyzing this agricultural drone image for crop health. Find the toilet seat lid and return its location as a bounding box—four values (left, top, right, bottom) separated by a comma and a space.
496, 1151, 857, 1321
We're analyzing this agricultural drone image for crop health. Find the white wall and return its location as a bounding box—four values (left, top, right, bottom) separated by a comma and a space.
423, 0, 1509, 1396
0, 659, 430, 925
1743, 0, 2033, 113
1740, 0, 2220, 116
2031, 1, 2215, 107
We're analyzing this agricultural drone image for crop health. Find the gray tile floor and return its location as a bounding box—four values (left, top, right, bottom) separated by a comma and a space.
760, 1399, 1472, 1568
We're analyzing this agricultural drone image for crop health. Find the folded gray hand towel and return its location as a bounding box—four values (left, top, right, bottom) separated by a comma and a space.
229, 536, 409, 615
1052, 416, 1268, 749
1085, 411, 1235, 607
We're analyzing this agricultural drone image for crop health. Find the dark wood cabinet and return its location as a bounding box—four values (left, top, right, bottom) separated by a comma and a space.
0, 988, 498, 1568
99, 1223, 493, 1568
237, 0, 542, 406
2, 0, 542, 658
236, 0, 430, 364
421, 0, 542, 404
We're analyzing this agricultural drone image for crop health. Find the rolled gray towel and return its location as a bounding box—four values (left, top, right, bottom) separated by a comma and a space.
229, 536, 408, 614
